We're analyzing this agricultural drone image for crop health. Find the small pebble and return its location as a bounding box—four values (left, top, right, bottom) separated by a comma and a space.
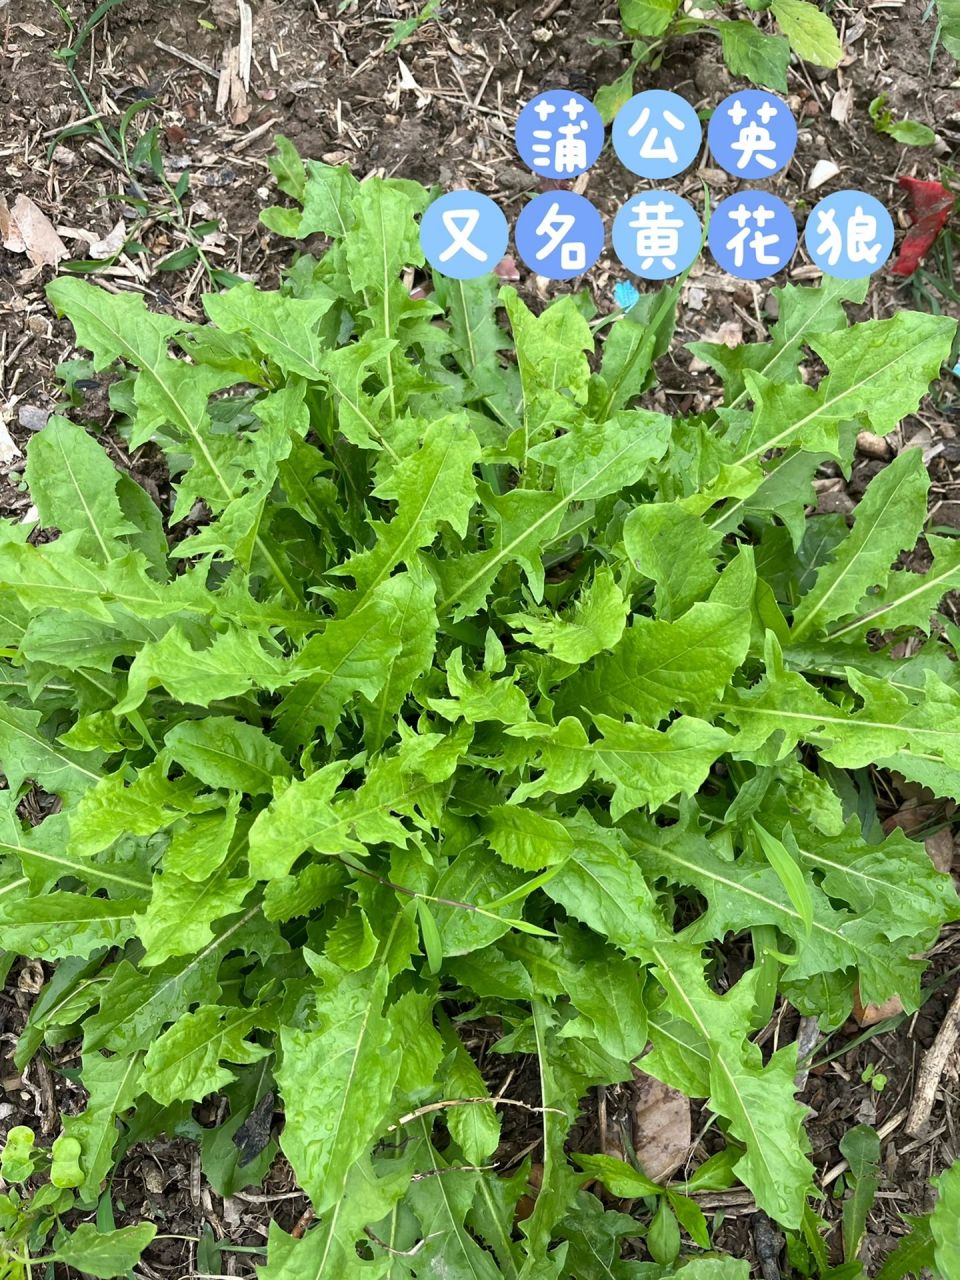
17, 405, 50, 433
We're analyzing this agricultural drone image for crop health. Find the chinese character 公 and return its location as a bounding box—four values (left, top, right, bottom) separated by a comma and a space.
613, 90, 703, 179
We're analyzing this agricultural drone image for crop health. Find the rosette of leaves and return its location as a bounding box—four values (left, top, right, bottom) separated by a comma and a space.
0, 137, 959, 1277
599, 0, 843, 116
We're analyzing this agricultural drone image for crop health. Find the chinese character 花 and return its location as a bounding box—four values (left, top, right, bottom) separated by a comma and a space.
709, 193, 797, 281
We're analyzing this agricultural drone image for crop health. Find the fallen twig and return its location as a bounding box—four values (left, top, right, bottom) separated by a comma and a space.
906, 982, 960, 1135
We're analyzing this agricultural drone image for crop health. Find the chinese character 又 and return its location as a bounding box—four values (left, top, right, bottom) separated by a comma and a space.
438, 208, 488, 264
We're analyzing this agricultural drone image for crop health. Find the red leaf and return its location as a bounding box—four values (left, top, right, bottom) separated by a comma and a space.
891, 176, 955, 277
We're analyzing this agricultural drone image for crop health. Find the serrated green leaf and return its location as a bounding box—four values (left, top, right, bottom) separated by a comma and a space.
931, 1158, 960, 1279
277, 965, 400, 1215
26, 418, 136, 561
719, 21, 791, 89
791, 448, 929, 640
52, 1223, 156, 1278
770, 0, 842, 66
142, 1004, 270, 1104
940, 0, 960, 58
203, 282, 334, 379
164, 716, 292, 794
560, 602, 750, 724
619, 0, 680, 37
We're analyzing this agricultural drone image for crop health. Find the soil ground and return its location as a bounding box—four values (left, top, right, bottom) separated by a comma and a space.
2, 0, 960, 1276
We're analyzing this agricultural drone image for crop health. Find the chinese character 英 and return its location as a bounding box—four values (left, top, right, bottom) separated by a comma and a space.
708, 90, 797, 180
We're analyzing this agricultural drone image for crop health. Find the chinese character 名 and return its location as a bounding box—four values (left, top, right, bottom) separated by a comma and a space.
725, 201, 781, 270
627, 105, 687, 165
728, 96, 779, 172
630, 199, 686, 271
814, 205, 882, 269
535, 200, 586, 270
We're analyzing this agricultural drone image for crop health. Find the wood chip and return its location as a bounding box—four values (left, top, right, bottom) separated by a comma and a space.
0, 417, 21, 465
237, 0, 253, 91
0, 193, 69, 267
808, 159, 841, 190
217, 44, 250, 125
831, 86, 855, 124
856, 430, 891, 459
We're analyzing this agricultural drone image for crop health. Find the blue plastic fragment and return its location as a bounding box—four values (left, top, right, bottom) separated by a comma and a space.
613, 280, 640, 310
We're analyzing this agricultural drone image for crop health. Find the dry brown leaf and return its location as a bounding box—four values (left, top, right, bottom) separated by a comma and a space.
85, 218, 127, 260
925, 829, 955, 875
0, 417, 21, 465
1, 193, 69, 267
852, 987, 903, 1028
0, 195, 26, 252
631, 1070, 692, 1182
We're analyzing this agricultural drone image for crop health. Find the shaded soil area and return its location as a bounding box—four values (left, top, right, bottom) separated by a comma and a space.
2, 0, 960, 1276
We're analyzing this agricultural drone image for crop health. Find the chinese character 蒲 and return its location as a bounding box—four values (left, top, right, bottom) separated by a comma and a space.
515, 191, 605, 281
516, 90, 603, 180
804, 190, 895, 280
708, 90, 797, 180
709, 193, 797, 280
420, 191, 509, 280
613, 90, 703, 179
612, 193, 701, 280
